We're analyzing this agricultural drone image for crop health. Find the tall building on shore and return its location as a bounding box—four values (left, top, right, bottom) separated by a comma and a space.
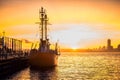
107, 39, 113, 50
117, 44, 120, 50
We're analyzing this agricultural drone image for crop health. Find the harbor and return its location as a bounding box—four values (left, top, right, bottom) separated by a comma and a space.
0, 7, 60, 78
1, 52, 120, 80
0, 35, 29, 78
0, 0, 120, 79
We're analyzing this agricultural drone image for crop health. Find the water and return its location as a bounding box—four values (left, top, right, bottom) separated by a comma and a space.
5, 52, 120, 80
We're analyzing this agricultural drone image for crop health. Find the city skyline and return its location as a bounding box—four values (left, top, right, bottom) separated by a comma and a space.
0, 0, 120, 49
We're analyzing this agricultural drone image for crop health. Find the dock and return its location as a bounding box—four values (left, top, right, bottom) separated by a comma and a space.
0, 57, 29, 77
0, 35, 29, 78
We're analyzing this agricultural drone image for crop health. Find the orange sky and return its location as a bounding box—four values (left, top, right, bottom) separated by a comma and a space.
0, 0, 120, 49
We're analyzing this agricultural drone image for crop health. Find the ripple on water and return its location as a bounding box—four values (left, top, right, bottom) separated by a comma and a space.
6, 52, 120, 80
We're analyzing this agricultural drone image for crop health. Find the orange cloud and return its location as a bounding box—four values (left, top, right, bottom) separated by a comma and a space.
0, 0, 120, 49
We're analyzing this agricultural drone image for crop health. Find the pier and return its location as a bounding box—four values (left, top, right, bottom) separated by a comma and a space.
0, 35, 29, 78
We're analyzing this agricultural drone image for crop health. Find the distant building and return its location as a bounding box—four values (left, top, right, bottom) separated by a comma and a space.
102, 46, 106, 50
117, 44, 120, 50
107, 39, 113, 50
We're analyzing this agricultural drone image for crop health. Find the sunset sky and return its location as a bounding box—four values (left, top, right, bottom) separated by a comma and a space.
0, 0, 120, 49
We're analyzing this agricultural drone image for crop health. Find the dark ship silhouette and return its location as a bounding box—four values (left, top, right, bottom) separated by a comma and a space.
29, 7, 60, 68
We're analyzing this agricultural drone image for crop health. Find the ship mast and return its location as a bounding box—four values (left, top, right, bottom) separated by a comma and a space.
39, 7, 45, 40
39, 7, 48, 41
44, 13, 48, 40
38, 7, 49, 52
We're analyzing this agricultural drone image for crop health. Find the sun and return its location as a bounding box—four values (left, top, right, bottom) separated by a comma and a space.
72, 47, 77, 50
71, 46, 78, 51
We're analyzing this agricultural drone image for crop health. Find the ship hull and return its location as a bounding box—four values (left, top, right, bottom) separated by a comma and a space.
29, 52, 58, 68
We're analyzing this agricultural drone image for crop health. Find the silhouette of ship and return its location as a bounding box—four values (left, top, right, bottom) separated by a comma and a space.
29, 7, 60, 68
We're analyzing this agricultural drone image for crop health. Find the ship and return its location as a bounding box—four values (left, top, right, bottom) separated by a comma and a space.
29, 7, 60, 68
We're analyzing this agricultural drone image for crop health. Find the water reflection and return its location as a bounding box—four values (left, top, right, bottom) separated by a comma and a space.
30, 67, 58, 80
8, 67, 58, 80
7, 68, 31, 80
5, 52, 120, 80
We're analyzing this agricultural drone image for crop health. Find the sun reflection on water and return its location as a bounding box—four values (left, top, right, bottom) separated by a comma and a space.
7, 52, 120, 80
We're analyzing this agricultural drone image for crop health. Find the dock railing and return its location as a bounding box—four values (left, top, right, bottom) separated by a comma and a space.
0, 36, 29, 61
